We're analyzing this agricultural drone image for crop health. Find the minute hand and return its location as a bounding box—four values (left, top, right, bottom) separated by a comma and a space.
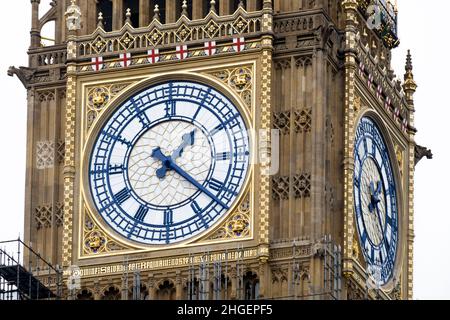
169, 160, 229, 210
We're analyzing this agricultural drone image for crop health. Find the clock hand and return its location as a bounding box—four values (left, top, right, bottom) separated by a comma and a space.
151, 147, 229, 209
169, 160, 229, 210
151, 147, 171, 179
153, 129, 198, 179
171, 129, 197, 160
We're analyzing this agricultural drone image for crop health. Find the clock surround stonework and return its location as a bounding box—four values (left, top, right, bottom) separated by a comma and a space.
13, 0, 418, 300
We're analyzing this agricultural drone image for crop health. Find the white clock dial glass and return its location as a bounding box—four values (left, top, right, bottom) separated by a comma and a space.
88, 81, 251, 245
353, 117, 398, 285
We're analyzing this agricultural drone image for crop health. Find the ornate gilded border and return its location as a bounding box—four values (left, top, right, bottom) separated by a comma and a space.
76, 61, 258, 259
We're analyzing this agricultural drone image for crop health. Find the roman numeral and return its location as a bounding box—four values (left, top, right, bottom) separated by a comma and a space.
209, 178, 224, 192
134, 205, 149, 222
164, 209, 173, 226
115, 188, 131, 204
215, 152, 231, 161
191, 201, 203, 215
109, 164, 124, 175
165, 101, 176, 117
363, 138, 368, 153
210, 123, 224, 136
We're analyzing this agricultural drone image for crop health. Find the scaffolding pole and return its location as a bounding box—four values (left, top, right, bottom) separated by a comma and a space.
0, 239, 61, 300
236, 244, 244, 300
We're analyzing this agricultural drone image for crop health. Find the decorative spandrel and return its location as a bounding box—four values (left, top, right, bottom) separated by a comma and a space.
83, 208, 129, 256
85, 81, 136, 132
207, 66, 253, 109
207, 190, 251, 241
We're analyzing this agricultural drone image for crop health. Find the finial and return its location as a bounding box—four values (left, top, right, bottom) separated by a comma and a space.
125, 8, 132, 25
153, 4, 160, 21
97, 12, 104, 29
238, 0, 245, 9
210, 0, 216, 13
182, 0, 188, 16
405, 49, 413, 74
403, 50, 417, 99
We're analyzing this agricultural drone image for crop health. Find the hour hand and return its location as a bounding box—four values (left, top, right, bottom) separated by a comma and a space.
151, 147, 171, 179
172, 129, 197, 160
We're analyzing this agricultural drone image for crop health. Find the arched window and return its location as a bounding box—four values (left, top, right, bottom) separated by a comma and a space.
156, 280, 176, 300
97, 0, 113, 31
40, 20, 55, 47
77, 289, 94, 300
124, 0, 140, 27
101, 286, 121, 300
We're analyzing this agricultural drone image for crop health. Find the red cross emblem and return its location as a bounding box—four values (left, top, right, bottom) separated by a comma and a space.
233, 37, 245, 52
148, 48, 160, 64
120, 52, 132, 68
204, 41, 217, 56
176, 45, 188, 60
91, 56, 103, 71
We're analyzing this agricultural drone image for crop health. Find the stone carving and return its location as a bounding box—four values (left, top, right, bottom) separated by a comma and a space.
273, 111, 291, 135
36, 141, 54, 169
65, 0, 82, 31
294, 109, 312, 133
7, 66, 35, 88
35, 203, 64, 229
272, 176, 290, 200
293, 174, 311, 198
414, 144, 433, 166
36, 140, 64, 169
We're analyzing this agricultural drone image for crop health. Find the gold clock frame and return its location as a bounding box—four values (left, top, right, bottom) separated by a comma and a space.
75, 60, 261, 260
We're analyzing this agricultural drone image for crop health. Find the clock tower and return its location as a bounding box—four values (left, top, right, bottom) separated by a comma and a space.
9, 0, 426, 300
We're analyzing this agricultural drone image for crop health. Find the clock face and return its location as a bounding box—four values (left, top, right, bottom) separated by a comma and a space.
88, 81, 250, 245
353, 117, 398, 285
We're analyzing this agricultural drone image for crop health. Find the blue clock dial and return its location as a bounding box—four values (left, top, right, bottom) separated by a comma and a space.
88, 81, 250, 245
353, 117, 399, 285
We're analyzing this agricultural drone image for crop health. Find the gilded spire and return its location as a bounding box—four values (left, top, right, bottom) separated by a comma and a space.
403, 50, 417, 93
403, 50, 417, 101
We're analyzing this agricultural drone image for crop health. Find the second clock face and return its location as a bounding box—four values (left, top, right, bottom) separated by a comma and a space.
353, 116, 399, 285
88, 81, 250, 245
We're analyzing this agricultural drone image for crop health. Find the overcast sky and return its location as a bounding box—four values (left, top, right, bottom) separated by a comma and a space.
0, 0, 448, 300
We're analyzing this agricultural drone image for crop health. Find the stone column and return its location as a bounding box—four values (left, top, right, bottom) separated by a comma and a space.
176, 271, 183, 300
341, 0, 359, 282
139, 0, 150, 26
30, 0, 41, 48
112, 0, 124, 30
166, 0, 177, 23
147, 274, 156, 300
247, 0, 257, 11
192, 0, 204, 19
220, 0, 231, 15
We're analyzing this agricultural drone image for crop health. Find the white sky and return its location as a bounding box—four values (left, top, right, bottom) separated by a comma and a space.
0, 0, 448, 300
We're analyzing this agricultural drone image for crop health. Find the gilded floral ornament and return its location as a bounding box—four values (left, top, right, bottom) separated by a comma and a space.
208, 192, 251, 240
83, 209, 128, 256
208, 66, 253, 109
86, 82, 135, 131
